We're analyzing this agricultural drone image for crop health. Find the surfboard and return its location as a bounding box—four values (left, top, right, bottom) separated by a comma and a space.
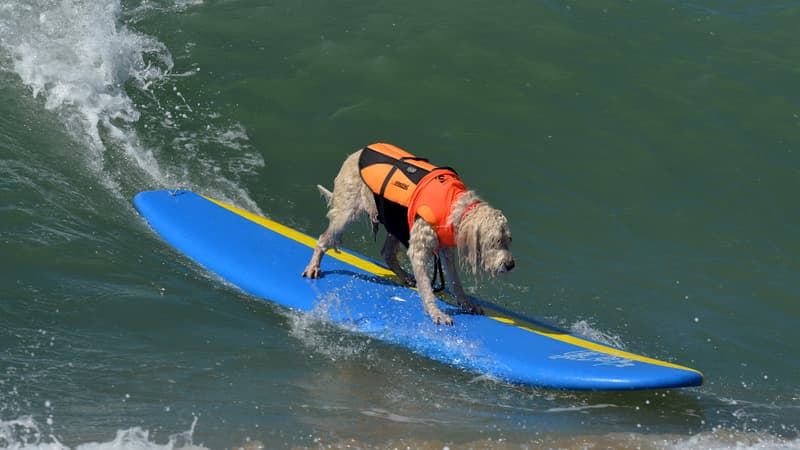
133, 189, 703, 390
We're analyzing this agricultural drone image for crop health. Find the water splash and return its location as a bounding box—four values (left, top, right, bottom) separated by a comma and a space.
0, 416, 207, 450
569, 319, 627, 349
285, 290, 376, 363
0, 0, 263, 211
0, 0, 169, 185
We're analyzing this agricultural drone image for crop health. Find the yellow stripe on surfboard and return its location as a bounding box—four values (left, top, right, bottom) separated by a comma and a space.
203, 194, 703, 377
202, 195, 395, 277
487, 316, 702, 375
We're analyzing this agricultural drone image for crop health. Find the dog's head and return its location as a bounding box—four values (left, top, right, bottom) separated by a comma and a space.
455, 203, 514, 278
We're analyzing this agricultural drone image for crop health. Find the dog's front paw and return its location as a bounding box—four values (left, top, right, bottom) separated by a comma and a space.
301, 264, 322, 279
429, 310, 454, 326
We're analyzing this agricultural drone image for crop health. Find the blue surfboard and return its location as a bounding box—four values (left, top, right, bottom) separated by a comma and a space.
133, 189, 703, 390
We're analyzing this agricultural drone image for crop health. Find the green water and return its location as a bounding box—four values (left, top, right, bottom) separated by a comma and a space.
1, 0, 799, 448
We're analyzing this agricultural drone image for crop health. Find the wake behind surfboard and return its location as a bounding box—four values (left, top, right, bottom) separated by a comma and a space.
133, 189, 703, 390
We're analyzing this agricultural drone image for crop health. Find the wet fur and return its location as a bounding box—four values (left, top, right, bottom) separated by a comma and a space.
302, 149, 514, 325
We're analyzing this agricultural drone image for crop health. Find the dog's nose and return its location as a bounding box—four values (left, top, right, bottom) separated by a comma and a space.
504, 259, 515, 271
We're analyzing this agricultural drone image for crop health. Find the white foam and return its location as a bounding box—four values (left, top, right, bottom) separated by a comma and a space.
0, 0, 168, 181
126, 0, 204, 16
0, 416, 207, 450
666, 430, 800, 450
0, 0, 263, 213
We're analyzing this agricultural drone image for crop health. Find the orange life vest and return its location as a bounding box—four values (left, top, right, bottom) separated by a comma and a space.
358, 143, 466, 248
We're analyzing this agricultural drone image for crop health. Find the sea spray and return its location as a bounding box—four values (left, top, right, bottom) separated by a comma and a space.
0, 0, 170, 186
0, 0, 263, 211
0, 415, 208, 450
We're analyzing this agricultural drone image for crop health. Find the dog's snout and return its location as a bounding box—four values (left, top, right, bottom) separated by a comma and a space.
504, 259, 515, 271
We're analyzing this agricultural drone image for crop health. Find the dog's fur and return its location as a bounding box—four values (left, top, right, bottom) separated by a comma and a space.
301, 149, 514, 325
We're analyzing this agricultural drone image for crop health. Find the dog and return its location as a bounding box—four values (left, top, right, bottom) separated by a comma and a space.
301, 143, 514, 325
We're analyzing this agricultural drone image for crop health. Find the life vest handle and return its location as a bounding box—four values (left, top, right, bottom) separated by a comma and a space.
431, 254, 446, 293
400, 156, 430, 163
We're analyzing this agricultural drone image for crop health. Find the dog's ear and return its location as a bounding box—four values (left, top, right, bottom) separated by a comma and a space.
456, 216, 482, 279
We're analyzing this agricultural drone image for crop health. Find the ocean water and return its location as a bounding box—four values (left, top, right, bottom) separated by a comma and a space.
1, 0, 799, 448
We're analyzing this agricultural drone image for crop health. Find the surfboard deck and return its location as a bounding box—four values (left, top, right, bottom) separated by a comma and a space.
133, 189, 703, 390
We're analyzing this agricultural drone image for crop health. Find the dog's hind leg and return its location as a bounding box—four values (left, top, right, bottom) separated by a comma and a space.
301, 212, 353, 279
302, 151, 372, 279
439, 247, 483, 315
381, 234, 415, 287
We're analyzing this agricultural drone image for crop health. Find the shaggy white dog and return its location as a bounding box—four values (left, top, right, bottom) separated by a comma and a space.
302, 145, 514, 325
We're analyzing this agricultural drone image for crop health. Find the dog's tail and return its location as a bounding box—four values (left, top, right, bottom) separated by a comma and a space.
316, 185, 333, 206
